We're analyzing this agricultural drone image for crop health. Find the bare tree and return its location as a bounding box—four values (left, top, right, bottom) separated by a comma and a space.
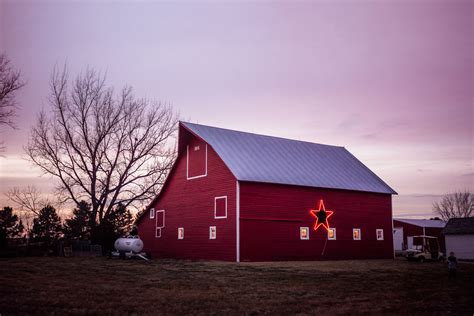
433, 191, 473, 221
26, 67, 177, 232
0, 53, 25, 128
5, 186, 51, 217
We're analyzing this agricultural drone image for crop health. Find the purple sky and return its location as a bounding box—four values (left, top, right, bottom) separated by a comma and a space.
0, 0, 472, 218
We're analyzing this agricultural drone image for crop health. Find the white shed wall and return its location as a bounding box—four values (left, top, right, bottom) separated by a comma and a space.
445, 235, 474, 260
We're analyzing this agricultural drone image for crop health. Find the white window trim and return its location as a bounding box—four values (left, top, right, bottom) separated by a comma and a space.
376, 229, 384, 241
236, 181, 240, 262
300, 227, 309, 240
353, 228, 361, 240
149, 208, 155, 219
214, 196, 228, 219
178, 227, 184, 240
186, 144, 208, 180
156, 210, 165, 228
155, 210, 165, 238
209, 226, 216, 240
328, 228, 336, 240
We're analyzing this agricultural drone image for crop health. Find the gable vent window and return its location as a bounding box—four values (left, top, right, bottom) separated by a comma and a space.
194, 145, 200, 151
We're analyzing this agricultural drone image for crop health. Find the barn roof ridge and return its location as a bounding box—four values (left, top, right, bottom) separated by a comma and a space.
180, 121, 397, 195
180, 121, 345, 149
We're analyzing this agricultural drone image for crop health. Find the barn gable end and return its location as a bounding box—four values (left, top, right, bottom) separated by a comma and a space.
138, 124, 237, 261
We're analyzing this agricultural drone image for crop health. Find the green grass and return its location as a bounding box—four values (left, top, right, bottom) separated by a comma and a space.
0, 257, 473, 315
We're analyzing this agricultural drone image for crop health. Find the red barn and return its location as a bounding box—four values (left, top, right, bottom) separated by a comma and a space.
136, 122, 397, 262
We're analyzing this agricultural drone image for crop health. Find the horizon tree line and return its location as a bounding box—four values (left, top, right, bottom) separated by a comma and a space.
0, 201, 135, 252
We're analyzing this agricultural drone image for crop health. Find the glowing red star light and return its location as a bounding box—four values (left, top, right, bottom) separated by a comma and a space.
310, 200, 334, 231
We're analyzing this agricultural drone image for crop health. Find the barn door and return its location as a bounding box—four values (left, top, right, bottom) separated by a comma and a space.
393, 227, 403, 252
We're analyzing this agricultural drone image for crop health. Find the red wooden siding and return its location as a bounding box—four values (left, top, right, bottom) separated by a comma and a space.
239, 182, 394, 261
138, 131, 237, 261
187, 137, 207, 178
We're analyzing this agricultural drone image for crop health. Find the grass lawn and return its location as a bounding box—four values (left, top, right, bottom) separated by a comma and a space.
0, 256, 473, 315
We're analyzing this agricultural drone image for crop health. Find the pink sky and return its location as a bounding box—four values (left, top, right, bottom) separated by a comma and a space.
0, 0, 472, 218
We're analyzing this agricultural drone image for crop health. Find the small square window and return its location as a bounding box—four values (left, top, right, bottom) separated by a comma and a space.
353, 228, 361, 240
149, 208, 155, 219
328, 228, 336, 240
300, 227, 309, 240
194, 145, 200, 151
178, 227, 184, 240
155, 228, 161, 238
376, 229, 384, 241
209, 226, 216, 239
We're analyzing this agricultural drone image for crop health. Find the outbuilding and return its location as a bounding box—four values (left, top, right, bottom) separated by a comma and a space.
442, 217, 474, 260
393, 218, 446, 254
137, 122, 397, 261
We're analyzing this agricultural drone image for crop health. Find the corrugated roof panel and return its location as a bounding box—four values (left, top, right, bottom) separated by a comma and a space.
394, 218, 446, 228
182, 122, 397, 195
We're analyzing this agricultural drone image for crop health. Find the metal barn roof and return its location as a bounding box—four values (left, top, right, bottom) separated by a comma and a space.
393, 218, 445, 228
181, 122, 397, 195
442, 217, 474, 235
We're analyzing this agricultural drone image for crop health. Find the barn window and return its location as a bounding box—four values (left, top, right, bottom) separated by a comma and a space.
149, 208, 155, 219
156, 210, 165, 228
353, 228, 361, 240
155, 210, 165, 238
214, 196, 227, 219
209, 226, 217, 239
178, 227, 184, 240
186, 143, 208, 180
328, 228, 336, 240
300, 227, 309, 240
376, 229, 384, 241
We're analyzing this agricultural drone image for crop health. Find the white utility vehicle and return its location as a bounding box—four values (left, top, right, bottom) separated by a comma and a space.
405, 235, 444, 262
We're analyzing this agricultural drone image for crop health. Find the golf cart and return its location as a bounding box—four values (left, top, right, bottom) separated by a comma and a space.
406, 235, 444, 262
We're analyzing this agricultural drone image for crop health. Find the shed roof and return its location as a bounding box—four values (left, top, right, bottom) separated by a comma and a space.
393, 218, 445, 228
442, 217, 474, 235
181, 122, 396, 195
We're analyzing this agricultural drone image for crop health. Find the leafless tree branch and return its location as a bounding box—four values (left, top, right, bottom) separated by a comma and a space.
433, 190, 473, 221
0, 53, 26, 152
5, 186, 51, 218
0, 53, 25, 129
26, 66, 178, 225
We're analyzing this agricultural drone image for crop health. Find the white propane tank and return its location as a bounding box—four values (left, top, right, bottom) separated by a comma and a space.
114, 236, 144, 253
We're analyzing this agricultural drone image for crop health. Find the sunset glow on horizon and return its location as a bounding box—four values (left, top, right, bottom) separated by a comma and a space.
0, 0, 472, 218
